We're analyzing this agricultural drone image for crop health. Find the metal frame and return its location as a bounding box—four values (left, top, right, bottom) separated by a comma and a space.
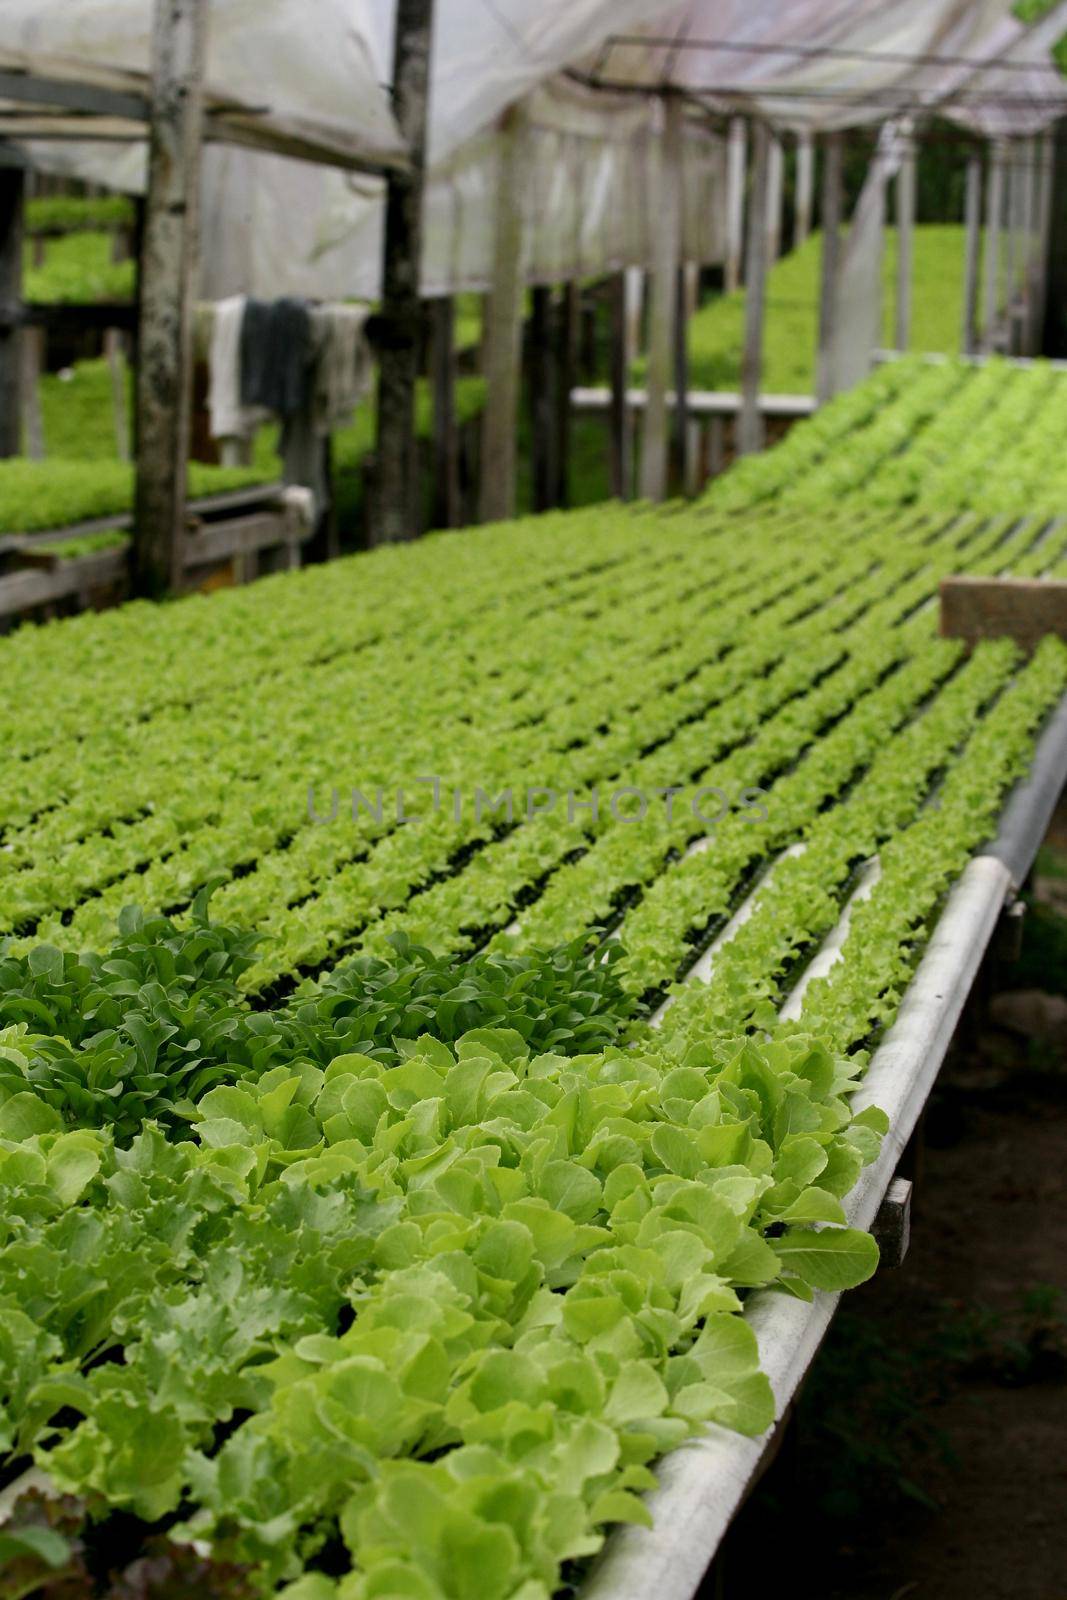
0, 47, 409, 176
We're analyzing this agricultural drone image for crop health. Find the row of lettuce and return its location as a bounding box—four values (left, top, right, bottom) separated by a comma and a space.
1, 622, 1063, 1595
712, 354, 1067, 530
3, 367, 1067, 1595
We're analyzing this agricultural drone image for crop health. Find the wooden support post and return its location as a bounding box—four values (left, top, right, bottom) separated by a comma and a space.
430, 296, 460, 528
479, 105, 527, 524
638, 95, 682, 501
554, 281, 578, 508
1034, 129, 1056, 354
133, 0, 207, 598
609, 270, 631, 500
707, 412, 725, 478
962, 151, 982, 355
872, 1176, 913, 1269
529, 284, 556, 513
19, 326, 44, 459
624, 267, 643, 360
1023, 135, 1040, 354
673, 262, 690, 491
815, 131, 844, 405
738, 121, 770, 457
1004, 140, 1017, 333
725, 116, 746, 293
105, 328, 131, 462
1008, 139, 1027, 351
376, 0, 435, 543
894, 139, 916, 352
794, 131, 814, 249
685, 419, 704, 497
0, 164, 25, 459
765, 132, 784, 264
983, 139, 1006, 353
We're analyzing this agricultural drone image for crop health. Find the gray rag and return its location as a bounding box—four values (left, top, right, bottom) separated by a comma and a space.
239, 297, 313, 418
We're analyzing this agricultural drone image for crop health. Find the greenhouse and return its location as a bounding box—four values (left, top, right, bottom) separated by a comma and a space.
0, 2, 1066, 1598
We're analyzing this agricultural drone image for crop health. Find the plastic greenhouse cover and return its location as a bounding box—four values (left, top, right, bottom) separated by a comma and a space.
2, 0, 1065, 298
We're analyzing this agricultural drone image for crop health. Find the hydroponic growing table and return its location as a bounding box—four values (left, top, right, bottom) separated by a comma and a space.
0, 355, 1066, 1600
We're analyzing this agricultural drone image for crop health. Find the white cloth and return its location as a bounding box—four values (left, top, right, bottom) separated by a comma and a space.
208, 294, 250, 441
310, 303, 373, 433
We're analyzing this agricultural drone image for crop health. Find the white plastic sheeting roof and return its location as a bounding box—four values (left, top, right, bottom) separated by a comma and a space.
580, 0, 1067, 133
1, 0, 1065, 297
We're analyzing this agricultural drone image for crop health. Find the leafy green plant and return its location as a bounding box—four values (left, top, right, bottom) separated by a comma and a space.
25, 195, 134, 236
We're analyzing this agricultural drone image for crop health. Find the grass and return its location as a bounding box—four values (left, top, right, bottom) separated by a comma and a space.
26, 196, 134, 236
24, 231, 135, 305
679, 224, 965, 395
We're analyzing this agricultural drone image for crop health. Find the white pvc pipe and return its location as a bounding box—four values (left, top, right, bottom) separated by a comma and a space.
582, 854, 1013, 1600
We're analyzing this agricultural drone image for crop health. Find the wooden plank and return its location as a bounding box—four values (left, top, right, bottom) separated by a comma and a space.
962, 151, 982, 355
479, 103, 527, 524
894, 141, 915, 352
0, 549, 128, 620
794, 131, 814, 250
639, 95, 683, 501
815, 131, 843, 406
375, 0, 435, 542
725, 116, 746, 293
871, 1176, 913, 1269
182, 509, 296, 567
132, 0, 207, 597
430, 295, 460, 529
940, 576, 1067, 654
0, 163, 24, 458
569, 385, 816, 419
0, 481, 285, 553
738, 120, 770, 457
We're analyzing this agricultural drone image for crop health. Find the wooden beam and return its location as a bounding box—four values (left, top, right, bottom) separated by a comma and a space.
895, 139, 916, 352
725, 116, 746, 293
430, 296, 459, 529
738, 120, 770, 458
529, 284, 555, 513
638, 94, 682, 501
815, 130, 843, 405
940, 575, 1067, 654
132, 0, 207, 598
0, 65, 148, 123
479, 104, 527, 524
983, 139, 1006, 353
609, 270, 631, 500
962, 150, 982, 355
0, 163, 24, 458
794, 131, 814, 250
376, 0, 435, 542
